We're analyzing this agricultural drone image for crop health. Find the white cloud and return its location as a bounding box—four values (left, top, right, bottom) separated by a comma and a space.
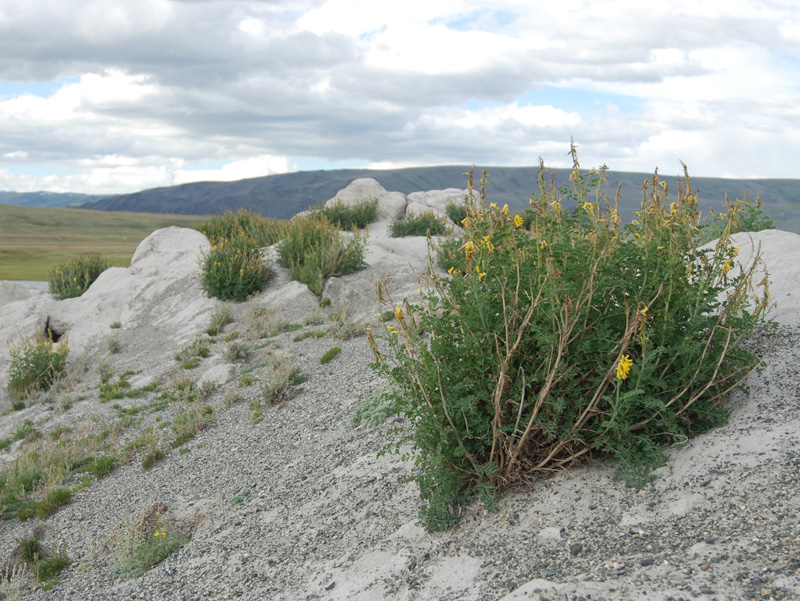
0, 0, 799, 194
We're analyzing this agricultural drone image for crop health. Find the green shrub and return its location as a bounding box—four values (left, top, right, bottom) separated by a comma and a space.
350, 386, 400, 428
198, 209, 287, 248
200, 234, 271, 302
371, 152, 770, 531
48, 253, 109, 300
206, 304, 233, 336
389, 211, 449, 237
276, 215, 367, 297
314, 199, 378, 230
7, 336, 69, 400
320, 346, 341, 364
445, 202, 467, 225
699, 194, 775, 244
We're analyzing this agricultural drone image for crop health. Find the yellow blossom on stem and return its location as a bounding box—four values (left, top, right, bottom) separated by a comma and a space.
461, 240, 476, 260
500, 204, 509, 216
616, 355, 633, 380
514, 214, 524, 228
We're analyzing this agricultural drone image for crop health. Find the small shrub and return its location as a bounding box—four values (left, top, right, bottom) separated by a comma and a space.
350, 386, 400, 428
445, 202, 467, 225
109, 506, 187, 579
244, 306, 284, 339
7, 336, 69, 400
293, 330, 326, 342
48, 253, 109, 300
699, 193, 775, 244
175, 339, 211, 363
277, 215, 367, 297
313, 199, 378, 230
389, 211, 449, 237
320, 346, 341, 364
303, 308, 327, 326
107, 338, 121, 354
110, 321, 122, 329
198, 209, 287, 248
329, 311, 364, 340
206, 304, 234, 336
200, 234, 271, 302
372, 153, 771, 531
262, 355, 304, 405
223, 339, 249, 362
87, 455, 117, 478
230, 489, 251, 505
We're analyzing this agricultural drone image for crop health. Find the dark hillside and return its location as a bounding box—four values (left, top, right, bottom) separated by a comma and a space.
80, 166, 800, 231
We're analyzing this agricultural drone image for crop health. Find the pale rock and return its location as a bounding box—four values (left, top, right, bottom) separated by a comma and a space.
326, 178, 407, 221
405, 188, 467, 220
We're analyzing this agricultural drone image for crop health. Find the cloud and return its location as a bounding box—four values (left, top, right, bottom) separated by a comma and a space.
0, 0, 798, 194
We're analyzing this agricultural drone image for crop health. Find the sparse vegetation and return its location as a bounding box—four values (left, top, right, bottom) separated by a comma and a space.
328, 311, 364, 340
261, 354, 305, 405
109, 505, 187, 579
47, 253, 109, 299
313, 198, 378, 230
7, 335, 69, 400
389, 211, 449, 237
350, 385, 399, 428
276, 214, 368, 297
206, 304, 234, 336
320, 346, 341, 364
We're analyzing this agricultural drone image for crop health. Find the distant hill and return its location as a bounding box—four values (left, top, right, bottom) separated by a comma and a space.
0, 190, 107, 208
79, 166, 800, 232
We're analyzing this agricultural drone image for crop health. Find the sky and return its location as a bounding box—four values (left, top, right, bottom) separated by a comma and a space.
1, 0, 799, 195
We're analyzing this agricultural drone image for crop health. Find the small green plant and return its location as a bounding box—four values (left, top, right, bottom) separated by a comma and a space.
107, 338, 121, 354
110, 321, 122, 329
87, 455, 117, 478
198, 209, 287, 248
303, 308, 327, 326
206, 304, 234, 336
262, 355, 304, 405
175, 339, 211, 363
109, 506, 187, 579
48, 253, 109, 300
249, 400, 264, 424
223, 339, 249, 362
320, 346, 341, 364
313, 199, 378, 230
372, 152, 771, 531
276, 215, 367, 297
199, 234, 271, 302
98, 374, 131, 402
7, 336, 69, 400
329, 311, 364, 340
351, 385, 400, 428
699, 193, 775, 244
293, 330, 326, 342
244, 306, 284, 340
389, 211, 449, 237
445, 202, 467, 225
230, 489, 251, 505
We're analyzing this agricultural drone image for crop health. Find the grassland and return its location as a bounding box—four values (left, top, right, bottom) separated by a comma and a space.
0, 204, 207, 281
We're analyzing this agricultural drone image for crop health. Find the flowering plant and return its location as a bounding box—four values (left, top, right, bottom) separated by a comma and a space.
371, 144, 771, 530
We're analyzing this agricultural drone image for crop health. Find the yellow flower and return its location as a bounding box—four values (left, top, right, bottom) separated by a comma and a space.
514, 214, 524, 228
540, 240, 548, 249
639, 306, 648, 318
731, 246, 739, 257
722, 259, 733, 274
476, 266, 486, 281
448, 266, 455, 275
616, 355, 633, 380
394, 305, 404, 320
460, 240, 476, 260
583, 202, 594, 216
500, 204, 509, 216
461, 216, 471, 228
490, 202, 498, 209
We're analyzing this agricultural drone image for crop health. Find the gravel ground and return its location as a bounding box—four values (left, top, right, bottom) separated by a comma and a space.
0, 296, 798, 601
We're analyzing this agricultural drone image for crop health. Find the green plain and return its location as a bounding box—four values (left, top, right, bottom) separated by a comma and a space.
0, 204, 206, 281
